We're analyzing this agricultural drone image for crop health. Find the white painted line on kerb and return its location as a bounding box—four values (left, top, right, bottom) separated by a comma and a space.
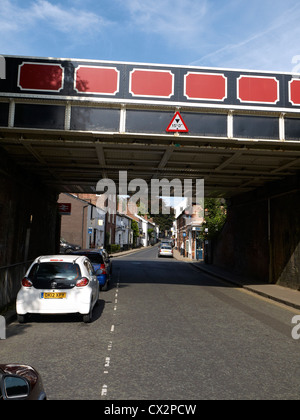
101, 384, 108, 396
101, 271, 121, 399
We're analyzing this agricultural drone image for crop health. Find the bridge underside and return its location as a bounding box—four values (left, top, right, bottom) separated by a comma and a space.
0, 111, 299, 198
0, 56, 299, 198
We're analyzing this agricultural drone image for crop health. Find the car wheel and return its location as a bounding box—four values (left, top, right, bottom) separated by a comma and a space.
83, 304, 93, 323
17, 314, 26, 324
83, 312, 92, 323
101, 280, 109, 291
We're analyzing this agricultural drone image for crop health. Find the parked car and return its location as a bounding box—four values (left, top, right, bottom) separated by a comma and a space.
159, 239, 174, 248
158, 244, 173, 258
0, 364, 46, 400
60, 238, 81, 254
16, 255, 99, 323
70, 249, 112, 291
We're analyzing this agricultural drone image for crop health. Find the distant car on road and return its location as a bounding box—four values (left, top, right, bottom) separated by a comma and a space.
0, 364, 46, 400
16, 254, 99, 323
159, 239, 174, 248
158, 244, 173, 258
60, 238, 81, 254
70, 249, 112, 291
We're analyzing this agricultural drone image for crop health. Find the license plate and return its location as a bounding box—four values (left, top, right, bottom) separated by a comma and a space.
41, 292, 66, 299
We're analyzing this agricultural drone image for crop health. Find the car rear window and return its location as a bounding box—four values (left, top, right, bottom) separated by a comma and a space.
161, 245, 172, 249
80, 253, 104, 264
27, 262, 81, 289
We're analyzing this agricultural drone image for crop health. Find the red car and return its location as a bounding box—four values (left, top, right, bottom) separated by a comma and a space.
0, 364, 47, 400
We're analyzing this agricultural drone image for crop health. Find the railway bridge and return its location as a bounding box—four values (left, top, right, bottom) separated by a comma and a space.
0, 55, 299, 307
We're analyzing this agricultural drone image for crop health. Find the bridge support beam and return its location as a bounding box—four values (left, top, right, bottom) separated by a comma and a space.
212, 174, 300, 289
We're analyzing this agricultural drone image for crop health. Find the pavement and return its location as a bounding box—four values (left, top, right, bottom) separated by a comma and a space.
173, 248, 300, 311
3, 245, 300, 325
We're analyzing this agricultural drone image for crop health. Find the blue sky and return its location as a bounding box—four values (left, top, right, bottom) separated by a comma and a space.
0, 0, 300, 73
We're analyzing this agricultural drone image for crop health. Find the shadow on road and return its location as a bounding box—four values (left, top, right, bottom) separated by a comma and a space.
112, 258, 236, 288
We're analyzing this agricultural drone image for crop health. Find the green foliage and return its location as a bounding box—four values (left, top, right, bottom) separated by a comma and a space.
107, 244, 121, 253
149, 199, 175, 233
201, 198, 227, 240
131, 219, 139, 238
139, 198, 175, 233
147, 228, 154, 238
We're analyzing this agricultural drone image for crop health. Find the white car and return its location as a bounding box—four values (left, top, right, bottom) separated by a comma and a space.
16, 255, 99, 323
158, 244, 173, 258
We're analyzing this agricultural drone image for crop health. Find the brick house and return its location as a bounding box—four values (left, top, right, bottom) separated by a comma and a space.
58, 193, 106, 249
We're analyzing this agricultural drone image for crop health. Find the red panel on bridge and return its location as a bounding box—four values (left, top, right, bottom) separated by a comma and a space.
238, 76, 279, 104
184, 72, 227, 101
130, 69, 174, 98
18, 63, 64, 92
75, 66, 119, 95
289, 79, 300, 105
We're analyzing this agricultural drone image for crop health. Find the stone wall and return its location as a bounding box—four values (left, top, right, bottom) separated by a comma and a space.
213, 175, 300, 289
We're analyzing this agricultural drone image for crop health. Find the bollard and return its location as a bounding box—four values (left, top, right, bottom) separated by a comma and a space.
0, 315, 6, 339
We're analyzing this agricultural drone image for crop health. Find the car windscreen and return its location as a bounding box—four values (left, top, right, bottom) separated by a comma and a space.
27, 262, 81, 289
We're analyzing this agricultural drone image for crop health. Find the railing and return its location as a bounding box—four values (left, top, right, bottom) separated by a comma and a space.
0, 260, 33, 310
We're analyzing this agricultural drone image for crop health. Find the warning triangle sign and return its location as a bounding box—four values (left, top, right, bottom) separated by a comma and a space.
166, 112, 188, 133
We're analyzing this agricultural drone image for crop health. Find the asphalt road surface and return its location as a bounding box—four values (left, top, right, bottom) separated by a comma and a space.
1, 245, 300, 400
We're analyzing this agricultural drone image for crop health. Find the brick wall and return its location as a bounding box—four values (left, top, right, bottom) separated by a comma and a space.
58, 193, 89, 248
213, 175, 300, 289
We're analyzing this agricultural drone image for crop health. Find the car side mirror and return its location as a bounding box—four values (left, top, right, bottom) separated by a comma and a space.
3, 375, 30, 399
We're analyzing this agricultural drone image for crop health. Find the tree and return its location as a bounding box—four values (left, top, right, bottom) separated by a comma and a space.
201, 198, 227, 240
148, 198, 175, 235
131, 219, 140, 247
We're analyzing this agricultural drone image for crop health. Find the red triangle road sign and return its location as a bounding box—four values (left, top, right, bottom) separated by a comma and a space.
166, 112, 188, 133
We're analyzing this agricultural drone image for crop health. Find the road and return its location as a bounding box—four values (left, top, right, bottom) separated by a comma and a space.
1, 245, 300, 400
